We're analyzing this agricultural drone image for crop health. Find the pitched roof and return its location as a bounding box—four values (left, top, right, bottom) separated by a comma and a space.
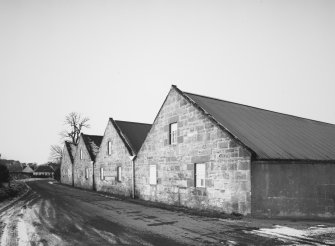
111, 119, 151, 155
82, 134, 103, 161
34, 165, 54, 173
65, 141, 77, 163
22, 166, 34, 173
6, 162, 23, 172
173, 85, 335, 161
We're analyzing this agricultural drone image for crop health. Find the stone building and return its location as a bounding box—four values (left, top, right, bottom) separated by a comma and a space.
94, 119, 151, 197
60, 141, 76, 186
135, 85, 335, 218
73, 134, 102, 190
22, 165, 34, 178
33, 165, 54, 177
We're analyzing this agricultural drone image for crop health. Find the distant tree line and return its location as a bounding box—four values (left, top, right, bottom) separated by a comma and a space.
0, 159, 37, 170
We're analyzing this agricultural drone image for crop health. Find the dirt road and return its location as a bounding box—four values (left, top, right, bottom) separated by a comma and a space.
0, 180, 334, 245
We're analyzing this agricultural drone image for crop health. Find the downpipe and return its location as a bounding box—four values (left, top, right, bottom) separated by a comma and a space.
129, 155, 136, 199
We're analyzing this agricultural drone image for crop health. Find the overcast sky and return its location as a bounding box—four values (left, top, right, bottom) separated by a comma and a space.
0, 0, 334, 163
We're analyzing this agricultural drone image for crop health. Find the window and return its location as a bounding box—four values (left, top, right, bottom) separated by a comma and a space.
85, 168, 89, 179
195, 163, 206, 188
108, 141, 112, 155
80, 149, 83, 160
149, 165, 157, 185
117, 166, 122, 182
169, 123, 178, 145
100, 168, 104, 180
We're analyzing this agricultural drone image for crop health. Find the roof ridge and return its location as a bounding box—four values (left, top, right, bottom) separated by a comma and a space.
82, 134, 103, 138
114, 119, 151, 126
184, 91, 335, 127
109, 118, 135, 155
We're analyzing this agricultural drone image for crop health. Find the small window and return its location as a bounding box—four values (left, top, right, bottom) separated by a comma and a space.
108, 141, 112, 155
149, 165, 157, 185
117, 166, 122, 182
169, 123, 178, 145
100, 168, 104, 180
85, 168, 89, 179
80, 149, 83, 160
195, 163, 206, 188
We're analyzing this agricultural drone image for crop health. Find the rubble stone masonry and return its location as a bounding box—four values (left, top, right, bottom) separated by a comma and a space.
73, 137, 94, 190
60, 145, 73, 186
94, 120, 133, 197
135, 88, 252, 215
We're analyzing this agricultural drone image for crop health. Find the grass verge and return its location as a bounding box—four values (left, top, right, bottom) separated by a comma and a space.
0, 181, 28, 203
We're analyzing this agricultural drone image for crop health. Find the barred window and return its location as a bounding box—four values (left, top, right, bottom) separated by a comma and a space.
108, 141, 112, 155
149, 165, 157, 185
169, 123, 178, 145
117, 166, 122, 182
85, 168, 89, 179
195, 163, 206, 188
100, 168, 104, 180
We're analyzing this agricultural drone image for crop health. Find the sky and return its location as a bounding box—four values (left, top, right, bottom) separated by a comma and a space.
0, 0, 334, 163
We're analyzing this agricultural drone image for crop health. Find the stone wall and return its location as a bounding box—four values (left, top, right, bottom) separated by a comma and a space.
60, 145, 73, 186
135, 88, 252, 214
94, 120, 133, 197
73, 136, 94, 190
252, 161, 335, 218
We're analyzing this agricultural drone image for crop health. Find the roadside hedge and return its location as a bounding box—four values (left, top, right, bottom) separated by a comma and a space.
0, 181, 26, 202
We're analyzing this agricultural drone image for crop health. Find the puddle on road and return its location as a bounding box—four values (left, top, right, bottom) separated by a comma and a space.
247, 225, 335, 245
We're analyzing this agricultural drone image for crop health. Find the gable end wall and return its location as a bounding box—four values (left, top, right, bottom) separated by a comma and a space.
94, 121, 133, 197
73, 137, 94, 190
135, 88, 252, 214
60, 145, 73, 185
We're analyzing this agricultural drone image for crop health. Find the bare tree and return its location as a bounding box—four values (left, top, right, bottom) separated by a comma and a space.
49, 145, 63, 164
60, 112, 90, 145
49, 112, 89, 164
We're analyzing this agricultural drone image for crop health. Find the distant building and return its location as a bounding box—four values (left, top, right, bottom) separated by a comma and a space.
94, 119, 151, 197
6, 162, 23, 180
22, 166, 34, 177
33, 165, 54, 177
73, 134, 102, 190
60, 141, 77, 186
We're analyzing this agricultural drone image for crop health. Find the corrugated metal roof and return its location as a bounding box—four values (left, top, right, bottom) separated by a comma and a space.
177, 88, 335, 161
113, 120, 151, 155
82, 134, 103, 161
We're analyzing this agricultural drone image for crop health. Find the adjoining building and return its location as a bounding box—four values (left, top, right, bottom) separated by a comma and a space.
73, 134, 102, 190
6, 162, 24, 180
33, 165, 54, 177
135, 85, 335, 218
60, 141, 77, 186
94, 119, 151, 197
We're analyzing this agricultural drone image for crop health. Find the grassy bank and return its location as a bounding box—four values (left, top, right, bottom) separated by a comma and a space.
0, 181, 27, 203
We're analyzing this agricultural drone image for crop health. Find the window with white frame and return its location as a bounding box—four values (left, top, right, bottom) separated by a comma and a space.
108, 141, 112, 155
169, 122, 178, 145
195, 163, 206, 188
100, 168, 104, 180
117, 166, 122, 182
80, 149, 83, 160
85, 168, 89, 179
149, 165, 157, 185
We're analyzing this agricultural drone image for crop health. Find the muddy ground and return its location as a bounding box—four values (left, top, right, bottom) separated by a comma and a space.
0, 180, 334, 245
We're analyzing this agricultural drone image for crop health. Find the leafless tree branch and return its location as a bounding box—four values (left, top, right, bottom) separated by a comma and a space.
49, 145, 63, 164
61, 112, 90, 145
